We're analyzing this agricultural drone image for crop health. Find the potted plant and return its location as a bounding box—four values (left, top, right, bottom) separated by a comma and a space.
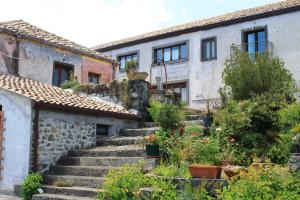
188, 138, 222, 179
144, 134, 160, 157
220, 143, 236, 166
125, 60, 148, 81
201, 95, 218, 134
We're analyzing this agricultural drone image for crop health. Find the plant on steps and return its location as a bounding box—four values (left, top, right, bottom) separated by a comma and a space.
21, 172, 43, 200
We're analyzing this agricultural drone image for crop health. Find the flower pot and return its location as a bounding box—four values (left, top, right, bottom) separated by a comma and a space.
126, 71, 148, 80
221, 160, 235, 166
188, 164, 222, 179
203, 115, 213, 128
223, 166, 242, 179
146, 144, 160, 157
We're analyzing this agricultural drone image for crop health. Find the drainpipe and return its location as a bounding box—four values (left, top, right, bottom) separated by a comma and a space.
32, 103, 40, 172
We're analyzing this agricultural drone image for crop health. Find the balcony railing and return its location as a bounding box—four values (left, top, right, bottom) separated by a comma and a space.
230, 41, 274, 56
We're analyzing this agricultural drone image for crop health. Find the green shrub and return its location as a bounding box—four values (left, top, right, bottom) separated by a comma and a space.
156, 103, 181, 131
153, 163, 191, 179
268, 133, 294, 164
98, 163, 147, 200
191, 138, 221, 165
222, 51, 295, 101
125, 60, 138, 73
61, 75, 80, 89
21, 173, 43, 200
279, 103, 300, 131
219, 167, 300, 200
148, 101, 163, 123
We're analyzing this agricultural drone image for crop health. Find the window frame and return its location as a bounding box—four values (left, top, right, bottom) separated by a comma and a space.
152, 41, 189, 65
88, 72, 101, 84
117, 51, 139, 72
201, 37, 217, 62
243, 27, 267, 54
52, 61, 74, 87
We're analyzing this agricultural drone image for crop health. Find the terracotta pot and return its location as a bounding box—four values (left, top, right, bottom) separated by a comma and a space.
221, 160, 235, 166
223, 167, 238, 179
188, 164, 222, 179
126, 71, 148, 80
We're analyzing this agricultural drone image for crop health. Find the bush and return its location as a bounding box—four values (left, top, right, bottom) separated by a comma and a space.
156, 103, 181, 131
148, 101, 163, 123
268, 133, 294, 164
219, 167, 300, 200
222, 51, 295, 101
21, 173, 43, 200
279, 103, 300, 131
153, 163, 191, 179
61, 74, 80, 89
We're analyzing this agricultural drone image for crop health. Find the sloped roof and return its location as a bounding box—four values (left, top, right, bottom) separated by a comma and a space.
0, 73, 138, 120
93, 0, 300, 51
0, 20, 116, 64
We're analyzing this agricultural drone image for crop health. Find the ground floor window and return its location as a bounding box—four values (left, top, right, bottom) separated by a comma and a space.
52, 62, 74, 87
88, 73, 101, 84
96, 124, 109, 136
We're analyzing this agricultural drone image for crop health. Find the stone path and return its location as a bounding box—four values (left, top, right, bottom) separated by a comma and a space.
0, 195, 21, 200
32, 127, 158, 200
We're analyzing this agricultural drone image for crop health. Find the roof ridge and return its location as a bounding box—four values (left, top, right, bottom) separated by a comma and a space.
92, 0, 300, 51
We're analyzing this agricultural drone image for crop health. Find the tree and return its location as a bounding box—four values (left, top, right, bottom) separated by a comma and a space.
222, 50, 295, 101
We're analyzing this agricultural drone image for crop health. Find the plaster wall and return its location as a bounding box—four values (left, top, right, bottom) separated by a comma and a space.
0, 89, 32, 191
102, 11, 300, 109
0, 34, 18, 74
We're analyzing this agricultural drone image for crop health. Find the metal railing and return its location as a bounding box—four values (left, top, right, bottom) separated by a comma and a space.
230, 41, 274, 56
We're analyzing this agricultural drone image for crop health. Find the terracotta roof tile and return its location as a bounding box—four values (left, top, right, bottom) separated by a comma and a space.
0, 74, 137, 118
0, 20, 116, 64
93, 0, 300, 51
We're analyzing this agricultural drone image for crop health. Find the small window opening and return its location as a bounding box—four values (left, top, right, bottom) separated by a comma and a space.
96, 124, 109, 136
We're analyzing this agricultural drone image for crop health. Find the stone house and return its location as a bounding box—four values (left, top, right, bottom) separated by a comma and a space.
0, 20, 117, 87
0, 73, 139, 191
93, 0, 300, 109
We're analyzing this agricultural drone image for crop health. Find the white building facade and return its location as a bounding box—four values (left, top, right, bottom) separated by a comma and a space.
93, 0, 300, 109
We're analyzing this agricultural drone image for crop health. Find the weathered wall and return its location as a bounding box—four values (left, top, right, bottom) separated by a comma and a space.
0, 39, 114, 85
37, 110, 138, 172
0, 34, 18, 74
81, 57, 113, 84
101, 11, 300, 110
0, 89, 32, 191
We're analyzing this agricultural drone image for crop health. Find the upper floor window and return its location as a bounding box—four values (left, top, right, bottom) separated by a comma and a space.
52, 62, 74, 87
244, 29, 266, 55
201, 37, 217, 61
154, 43, 187, 64
118, 53, 138, 71
88, 72, 101, 84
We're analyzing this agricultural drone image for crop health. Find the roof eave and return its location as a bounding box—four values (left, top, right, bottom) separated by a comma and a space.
96, 4, 300, 52
34, 101, 141, 121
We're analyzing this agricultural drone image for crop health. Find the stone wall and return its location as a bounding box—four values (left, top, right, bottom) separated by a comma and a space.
38, 112, 96, 172
289, 153, 300, 172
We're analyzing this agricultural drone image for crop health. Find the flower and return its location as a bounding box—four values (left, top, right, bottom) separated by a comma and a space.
216, 127, 222, 132
292, 134, 300, 145
144, 134, 156, 143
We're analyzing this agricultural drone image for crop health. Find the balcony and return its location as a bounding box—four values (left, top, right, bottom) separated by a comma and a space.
230, 41, 274, 57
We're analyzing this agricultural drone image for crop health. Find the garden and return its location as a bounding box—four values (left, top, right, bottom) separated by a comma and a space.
97, 51, 300, 199
21, 52, 300, 199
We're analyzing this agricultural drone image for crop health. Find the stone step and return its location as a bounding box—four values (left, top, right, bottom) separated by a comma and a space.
50, 165, 115, 177
96, 136, 143, 146
183, 120, 204, 126
58, 156, 147, 167
185, 115, 203, 121
119, 127, 159, 137
41, 185, 98, 198
68, 145, 145, 157
44, 175, 103, 188
32, 193, 93, 200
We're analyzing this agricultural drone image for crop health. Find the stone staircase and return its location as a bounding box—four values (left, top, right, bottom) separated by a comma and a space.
32, 127, 158, 200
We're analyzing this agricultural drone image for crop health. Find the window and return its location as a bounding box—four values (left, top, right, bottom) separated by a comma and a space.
201, 37, 217, 61
244, 29, 266, 55
96, 124, 109, 136
52, 62, 74, 87
118, 53, 138, 71
154, 43, 187, 64
152, 82, 188, 102
88, 73, 101, 84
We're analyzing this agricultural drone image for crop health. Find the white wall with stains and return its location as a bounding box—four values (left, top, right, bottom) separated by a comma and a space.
101, 11, 300, 109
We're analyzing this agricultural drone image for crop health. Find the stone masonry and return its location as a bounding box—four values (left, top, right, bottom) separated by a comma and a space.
38, 117, 96, 173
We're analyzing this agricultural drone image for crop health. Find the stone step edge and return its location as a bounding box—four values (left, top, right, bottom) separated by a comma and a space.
32, 193, 94, 200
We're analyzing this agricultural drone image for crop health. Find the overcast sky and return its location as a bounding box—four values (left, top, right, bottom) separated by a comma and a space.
0, 0, 281, 47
